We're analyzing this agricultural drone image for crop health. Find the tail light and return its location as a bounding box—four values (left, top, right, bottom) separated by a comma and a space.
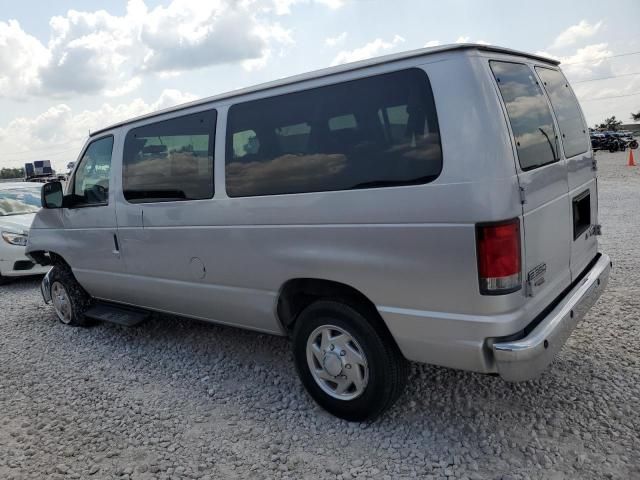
476, 219, 522, 295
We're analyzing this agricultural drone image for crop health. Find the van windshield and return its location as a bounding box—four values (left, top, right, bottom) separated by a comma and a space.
490, 61, 559, 171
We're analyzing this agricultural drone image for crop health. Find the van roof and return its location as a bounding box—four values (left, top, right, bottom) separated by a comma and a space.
90, 43, 559, 137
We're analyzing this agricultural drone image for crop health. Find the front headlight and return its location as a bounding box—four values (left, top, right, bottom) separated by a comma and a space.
1, 232, 28, 246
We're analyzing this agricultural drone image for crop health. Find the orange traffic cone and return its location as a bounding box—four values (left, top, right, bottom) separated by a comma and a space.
628, 148, 636, 167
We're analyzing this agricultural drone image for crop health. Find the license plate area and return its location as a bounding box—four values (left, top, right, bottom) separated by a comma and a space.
572, 190, 591, 240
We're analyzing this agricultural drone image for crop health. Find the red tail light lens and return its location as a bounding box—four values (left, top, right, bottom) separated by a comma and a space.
476, 219, 522, 295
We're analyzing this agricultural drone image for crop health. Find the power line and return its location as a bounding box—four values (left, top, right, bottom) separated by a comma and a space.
563, 50, 640, 65
579, 91, 640, 102
4, 145, 81, 161
573, 72, 640, 83
2, 138, 86, 157
0, 51, 638, 158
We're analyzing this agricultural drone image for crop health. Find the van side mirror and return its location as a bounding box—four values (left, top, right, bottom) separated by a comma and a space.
42, 181, 64, 209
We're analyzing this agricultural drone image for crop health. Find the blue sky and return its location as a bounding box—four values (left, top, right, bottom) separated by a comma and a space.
1, 0, 639, 169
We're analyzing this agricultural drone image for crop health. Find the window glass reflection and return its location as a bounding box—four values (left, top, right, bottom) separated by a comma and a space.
123, 111, 216, 203
536, 67, 589, 158
225, 68, 442, 197
73, 136, 113, 205
490, 61, 559, 171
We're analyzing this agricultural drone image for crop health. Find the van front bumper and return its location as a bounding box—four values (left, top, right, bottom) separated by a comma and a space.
0, 257, 50, 278
492, 253, 611, 381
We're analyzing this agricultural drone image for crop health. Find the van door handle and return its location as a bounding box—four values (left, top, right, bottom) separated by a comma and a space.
112, 234, 120, 256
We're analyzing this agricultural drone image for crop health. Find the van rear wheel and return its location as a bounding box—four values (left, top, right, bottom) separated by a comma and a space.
49, 265, 94, 327
292, 300, 408, 421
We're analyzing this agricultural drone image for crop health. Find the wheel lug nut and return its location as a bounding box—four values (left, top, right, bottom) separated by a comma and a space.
330, 344, 334, 350
345, 364, 351, 369
340, 351, 345, 356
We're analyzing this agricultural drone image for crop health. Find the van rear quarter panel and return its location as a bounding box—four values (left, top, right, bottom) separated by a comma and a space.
110, 53, 533, 372
204, 53, 526, 316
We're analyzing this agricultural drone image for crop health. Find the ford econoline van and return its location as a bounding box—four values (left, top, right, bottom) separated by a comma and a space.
27, 44, 610, 421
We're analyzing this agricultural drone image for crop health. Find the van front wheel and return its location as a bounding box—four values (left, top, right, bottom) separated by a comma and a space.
292, 300, 408, 421
49, 266, 93, 327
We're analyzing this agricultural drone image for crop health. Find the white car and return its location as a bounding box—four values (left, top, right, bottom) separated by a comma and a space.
0, 182, 50, 284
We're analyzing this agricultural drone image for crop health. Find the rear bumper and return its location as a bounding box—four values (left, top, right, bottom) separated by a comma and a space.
492, 253, 611, 381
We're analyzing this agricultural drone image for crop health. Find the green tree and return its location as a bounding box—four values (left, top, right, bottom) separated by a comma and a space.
0, 167, 25, 179
632, 111, 640, 122
596, 116, 623, 131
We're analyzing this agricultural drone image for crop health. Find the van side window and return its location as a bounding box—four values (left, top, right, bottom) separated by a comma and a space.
225, 68, 442, 197
490, 61, 559, 171
72, 136, 114, 206
123, 110, 216, 203
535, 67, 589, 158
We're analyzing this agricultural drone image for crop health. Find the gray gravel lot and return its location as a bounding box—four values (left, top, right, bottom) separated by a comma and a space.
1, 151, 638, 480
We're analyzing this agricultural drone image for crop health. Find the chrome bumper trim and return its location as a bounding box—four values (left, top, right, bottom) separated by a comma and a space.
493, 253, 611, 382
40, 269, 52, 304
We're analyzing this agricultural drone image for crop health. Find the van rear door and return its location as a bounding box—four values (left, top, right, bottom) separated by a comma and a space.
535, 66, 597, 280
490, 60, 572, 298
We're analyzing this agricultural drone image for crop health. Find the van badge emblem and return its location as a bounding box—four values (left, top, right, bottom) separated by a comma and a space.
526, 263, 547, 296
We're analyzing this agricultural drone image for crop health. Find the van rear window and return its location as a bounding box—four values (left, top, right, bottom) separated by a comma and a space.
225, 68, 442, 197
490, 61, 559, 171
535, 67, 589, 158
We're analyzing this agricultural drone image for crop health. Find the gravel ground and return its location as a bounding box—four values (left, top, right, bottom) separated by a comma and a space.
1, 151, 638, 480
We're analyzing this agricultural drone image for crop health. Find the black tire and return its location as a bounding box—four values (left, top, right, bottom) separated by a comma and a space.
48, 265, 94, 327
0, 274, 11, 286
630, 140, 638, 150
292, 300, 408, 421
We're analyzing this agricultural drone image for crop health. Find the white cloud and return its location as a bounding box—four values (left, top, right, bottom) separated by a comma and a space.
551, 20, 602, 49
331, 35, 405, 66
0, 0, 298, 98
272, 0, 299, 15
536, 43, 614, 81
325, 32, 347, 47
315, 0, 345, 9
271, 0, 345, 15
0, 20, 49, 98
575, 74, 640, 126
425, 38, 489, 48
532, 40, 640, 126
138, 1, 270, 73
104, 77, 142, 98
0, 89, 197, 169
241, 22, 293, 71
242, 49, 273, 71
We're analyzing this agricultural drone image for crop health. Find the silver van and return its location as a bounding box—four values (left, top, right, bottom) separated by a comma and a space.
27, 44, 611, 420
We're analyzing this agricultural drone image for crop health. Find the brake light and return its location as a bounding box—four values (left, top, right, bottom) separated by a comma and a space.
476, 219, 522, 295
